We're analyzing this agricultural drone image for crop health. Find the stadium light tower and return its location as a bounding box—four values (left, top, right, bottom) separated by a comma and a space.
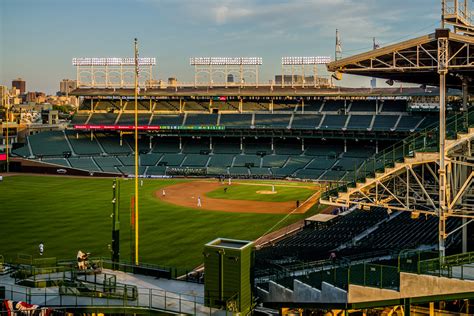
280, 56, 331, 88
72, 57, 156, 89
190, 57, 263, 88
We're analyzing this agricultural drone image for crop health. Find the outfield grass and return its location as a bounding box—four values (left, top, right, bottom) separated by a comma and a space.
0, 176, 322, 269
205, 183, 315, 202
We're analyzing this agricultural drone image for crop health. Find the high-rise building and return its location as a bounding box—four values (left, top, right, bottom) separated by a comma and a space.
0, 86, 8, 108
12, 78, 26, 95
59, 79, 77, 96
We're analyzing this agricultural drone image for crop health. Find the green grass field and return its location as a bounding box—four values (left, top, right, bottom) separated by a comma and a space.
0, 175, 321, 270
205, 183, 315, 202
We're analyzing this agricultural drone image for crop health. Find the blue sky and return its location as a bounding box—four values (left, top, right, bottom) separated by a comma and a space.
1, 0, 440, 94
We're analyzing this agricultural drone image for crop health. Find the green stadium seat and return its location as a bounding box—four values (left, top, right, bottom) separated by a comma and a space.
29, 131, 71, 157
68, 157, 102, 172
208, 154, 235, 167
65, 130, 103, 155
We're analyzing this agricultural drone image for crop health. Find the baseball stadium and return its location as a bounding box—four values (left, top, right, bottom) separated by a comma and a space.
2, 1, 474, 315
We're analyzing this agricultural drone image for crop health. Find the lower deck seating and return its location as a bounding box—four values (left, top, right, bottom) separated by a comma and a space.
68, 157, 101, 172
29, 131, 71, 157
66, 131, 103, 155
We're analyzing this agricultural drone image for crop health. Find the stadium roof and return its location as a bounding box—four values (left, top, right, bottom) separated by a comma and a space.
327, 29, 474, 91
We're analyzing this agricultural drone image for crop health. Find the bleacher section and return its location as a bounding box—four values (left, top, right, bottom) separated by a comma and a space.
346, 115, 373, 130
350, 212, 461, 253
182, 154, 209, 167
150, 115, 184, 126
257, 208, 390, 264
95, 133, 131, 154
396, 116, 423, 131
254, 114, 291, 128
372, 115, 399, 131
219, 114, 252, 128
320, 115, 348, 130
65, 131, 102, 155
88, 113, 117, 125
29, 131, 71, 157
93, 157, 122, 173
152, 138, 181, 153
118, 113, 151, 125
322, 100, 345, 112
291, 114, 322, 129
350, 100, 376, 112
186, 114, 218, 126
382, 100, 407, 112
14, 97, 439, 180
68, 157, 101, 172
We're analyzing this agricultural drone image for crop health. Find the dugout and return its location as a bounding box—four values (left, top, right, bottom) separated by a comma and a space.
203, 238, 254, 314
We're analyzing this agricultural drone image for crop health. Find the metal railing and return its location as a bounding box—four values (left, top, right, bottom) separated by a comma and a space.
259, 261, 400, 291
0, 283, 239, 316
322, 107, 474, 200
419, 251, 474, 280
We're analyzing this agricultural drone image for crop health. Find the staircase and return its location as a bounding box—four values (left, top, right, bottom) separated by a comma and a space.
320, 108, 474, 207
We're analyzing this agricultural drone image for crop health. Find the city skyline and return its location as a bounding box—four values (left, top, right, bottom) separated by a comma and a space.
1, 0, 440, 94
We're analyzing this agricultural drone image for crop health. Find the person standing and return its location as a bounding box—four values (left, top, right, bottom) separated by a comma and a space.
197, 196, 202, 207
39, 242, 44, 256
162, 189, 166, 197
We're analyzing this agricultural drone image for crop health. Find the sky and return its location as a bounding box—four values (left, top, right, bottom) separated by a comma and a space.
0, 0, 441, 94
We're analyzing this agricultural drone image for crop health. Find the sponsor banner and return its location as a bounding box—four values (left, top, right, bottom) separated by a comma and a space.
74, 125, 225, 130
0, 153, 6, 161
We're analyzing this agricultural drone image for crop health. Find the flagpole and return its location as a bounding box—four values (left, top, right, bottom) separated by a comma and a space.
134, 38, 140, 265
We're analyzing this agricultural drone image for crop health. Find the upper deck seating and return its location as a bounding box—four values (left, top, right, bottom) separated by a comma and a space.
219, 114, 252, 128
346, 115, 373, 130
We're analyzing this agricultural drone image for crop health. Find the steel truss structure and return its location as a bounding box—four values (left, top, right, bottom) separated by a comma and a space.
322, 2, 474, 257
190, 57, 262, 88
73, 57, 156, 89
280, 56, 332, 88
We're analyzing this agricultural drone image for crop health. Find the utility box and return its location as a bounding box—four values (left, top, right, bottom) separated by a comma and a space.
204, 238, 254, 314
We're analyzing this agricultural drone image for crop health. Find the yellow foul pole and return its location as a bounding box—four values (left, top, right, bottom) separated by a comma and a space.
134, 38, 140, 265
5, 96, 9, 173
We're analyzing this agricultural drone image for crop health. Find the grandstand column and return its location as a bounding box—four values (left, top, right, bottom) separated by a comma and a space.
240, 64, 243, 88
301, 138, 305, 151
239, 98, 243, 113
313, 64, 318, 88
270, 99, 273, 113
256, 64, 259, 88
149, 136, 153, 150
225, 65, 228, 88
438, 33, 449, 259
210, 137, 212, 150
302, 64, 305, 88
105, 64, 109, 88
179, 99, 183, 113
179, 137, 182, 150
462, 77, 469, 111
301, 98, 305, 114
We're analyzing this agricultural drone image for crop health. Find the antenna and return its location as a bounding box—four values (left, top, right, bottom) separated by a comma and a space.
335, 29, 342, 61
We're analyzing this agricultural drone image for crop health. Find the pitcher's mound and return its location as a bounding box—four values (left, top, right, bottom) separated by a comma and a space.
256, 190, 278, 195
